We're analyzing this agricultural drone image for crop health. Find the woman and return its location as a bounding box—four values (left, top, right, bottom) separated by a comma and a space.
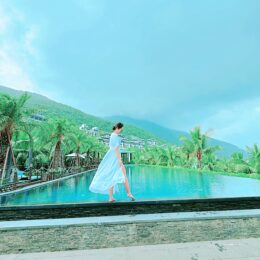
89, 122, 135, 202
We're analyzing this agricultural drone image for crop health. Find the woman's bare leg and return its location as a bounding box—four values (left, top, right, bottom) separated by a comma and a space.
124, 177, 131, 194
108, 186, 115, 202
121, 165, 135, 200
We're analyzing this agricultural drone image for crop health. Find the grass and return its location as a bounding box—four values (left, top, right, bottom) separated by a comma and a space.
134, 163, 260, 180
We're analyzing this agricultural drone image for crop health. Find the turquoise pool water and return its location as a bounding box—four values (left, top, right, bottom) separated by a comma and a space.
1, 165, 260, 206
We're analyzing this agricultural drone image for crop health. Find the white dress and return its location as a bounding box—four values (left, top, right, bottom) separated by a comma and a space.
89, 132, 126, 194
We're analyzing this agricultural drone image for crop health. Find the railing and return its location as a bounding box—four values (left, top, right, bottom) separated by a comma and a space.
0, 162, 100, 193
0, 183, 16, 193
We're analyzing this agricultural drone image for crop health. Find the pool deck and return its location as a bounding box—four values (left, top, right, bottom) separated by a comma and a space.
1, 209, 260, 230
0, 209, 260, 254
1, 238, 260, 259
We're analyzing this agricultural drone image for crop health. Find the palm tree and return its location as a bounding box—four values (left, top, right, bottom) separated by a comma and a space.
12, 131, 31, 168
67, 130, 88, 167
179, 127, 221, 169
0, 93, 31, 184
180, 136, 195, 160
146, 147, 165, 165
164, 146, 175, 167
67, 129, 105, 168
246, 144, 260, 174
179, 136, 195, 167
131, 147, 146, 164
37, 118, 72, 177
189, 127, 207, 168
229, 152, 253, 174
163, 145, 184, 167
13, 123, 37, 181
202, 146, 221, 170
21, 121, 37, 169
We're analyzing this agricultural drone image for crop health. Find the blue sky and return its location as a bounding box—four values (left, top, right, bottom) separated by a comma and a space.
0, 0, 259, 148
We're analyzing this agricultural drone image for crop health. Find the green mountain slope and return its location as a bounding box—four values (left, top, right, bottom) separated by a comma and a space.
0, 85, 247, 158
0, 85, 163, 142
106, 115, 247, 158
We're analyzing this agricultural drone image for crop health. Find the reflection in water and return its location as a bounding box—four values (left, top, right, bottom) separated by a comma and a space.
1, 165, 260, 206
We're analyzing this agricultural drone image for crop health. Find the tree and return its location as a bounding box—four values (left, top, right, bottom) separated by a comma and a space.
164, 146, 175, 167
67, 128, 105, 167
202, 146, 221, 170
0, 93, 31, 184
179, 136, 195, 167
179, 127, 221, 169
247, 144, 260, 174
228, 152, 252, 174
37, 118, 72, 177
180, 136, 195, 160
189, 127, 207, 168
12, 122, 38, 181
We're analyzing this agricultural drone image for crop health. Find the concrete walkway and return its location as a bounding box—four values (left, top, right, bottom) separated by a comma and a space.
1, 238, 260, 260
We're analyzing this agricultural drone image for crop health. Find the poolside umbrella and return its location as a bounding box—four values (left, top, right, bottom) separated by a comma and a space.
66, 153, 86, 167
82, 153, 93, 159
66, 153, 85, 159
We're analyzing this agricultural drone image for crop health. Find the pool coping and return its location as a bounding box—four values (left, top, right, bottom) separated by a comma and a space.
1, 195, 260, 210
0, 209, 260, 230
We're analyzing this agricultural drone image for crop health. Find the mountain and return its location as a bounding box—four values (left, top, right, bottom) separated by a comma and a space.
106, 115, 247, 158
0, 85, 247, 158
0, 85, 163, 143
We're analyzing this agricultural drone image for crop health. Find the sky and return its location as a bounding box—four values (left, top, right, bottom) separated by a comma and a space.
0, 0, 259, 148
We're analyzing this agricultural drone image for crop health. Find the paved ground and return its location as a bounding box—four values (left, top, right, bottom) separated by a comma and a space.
1, 238, 260, 260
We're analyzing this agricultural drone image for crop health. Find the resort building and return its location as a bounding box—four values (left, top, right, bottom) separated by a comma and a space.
79, 125, 156, 151
89, 127, 99, 136
30, 114, 46, 122
79, 125, 100, 136
147, 139, 157, 146
79, 124, 89, 132
97, 134, 111, 145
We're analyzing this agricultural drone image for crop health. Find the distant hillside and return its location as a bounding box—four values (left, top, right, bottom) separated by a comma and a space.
0, 85, 247, 158
0, 86, 163, 143
106, 115, 247, 158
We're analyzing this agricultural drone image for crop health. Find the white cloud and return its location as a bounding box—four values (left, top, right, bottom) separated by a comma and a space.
23, 25, 39, 58
0, 47, 35, 91
202, 98, 260, 147
0, 5, 9, 33
0, 2, 40, 92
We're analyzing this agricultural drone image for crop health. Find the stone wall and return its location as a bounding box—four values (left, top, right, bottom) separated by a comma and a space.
1, 196, 260, 221
0, 217, 260, 254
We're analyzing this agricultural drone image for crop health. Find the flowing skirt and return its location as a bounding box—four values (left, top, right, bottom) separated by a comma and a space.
89, 148, 126, 194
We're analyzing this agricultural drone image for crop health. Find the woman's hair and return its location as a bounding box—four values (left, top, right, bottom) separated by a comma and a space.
112, 122, 124, 131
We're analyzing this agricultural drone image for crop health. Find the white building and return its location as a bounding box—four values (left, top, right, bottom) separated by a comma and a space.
89, 127, 99, 136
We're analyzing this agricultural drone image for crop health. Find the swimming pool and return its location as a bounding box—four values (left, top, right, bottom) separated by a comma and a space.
1, 165, 260, 206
